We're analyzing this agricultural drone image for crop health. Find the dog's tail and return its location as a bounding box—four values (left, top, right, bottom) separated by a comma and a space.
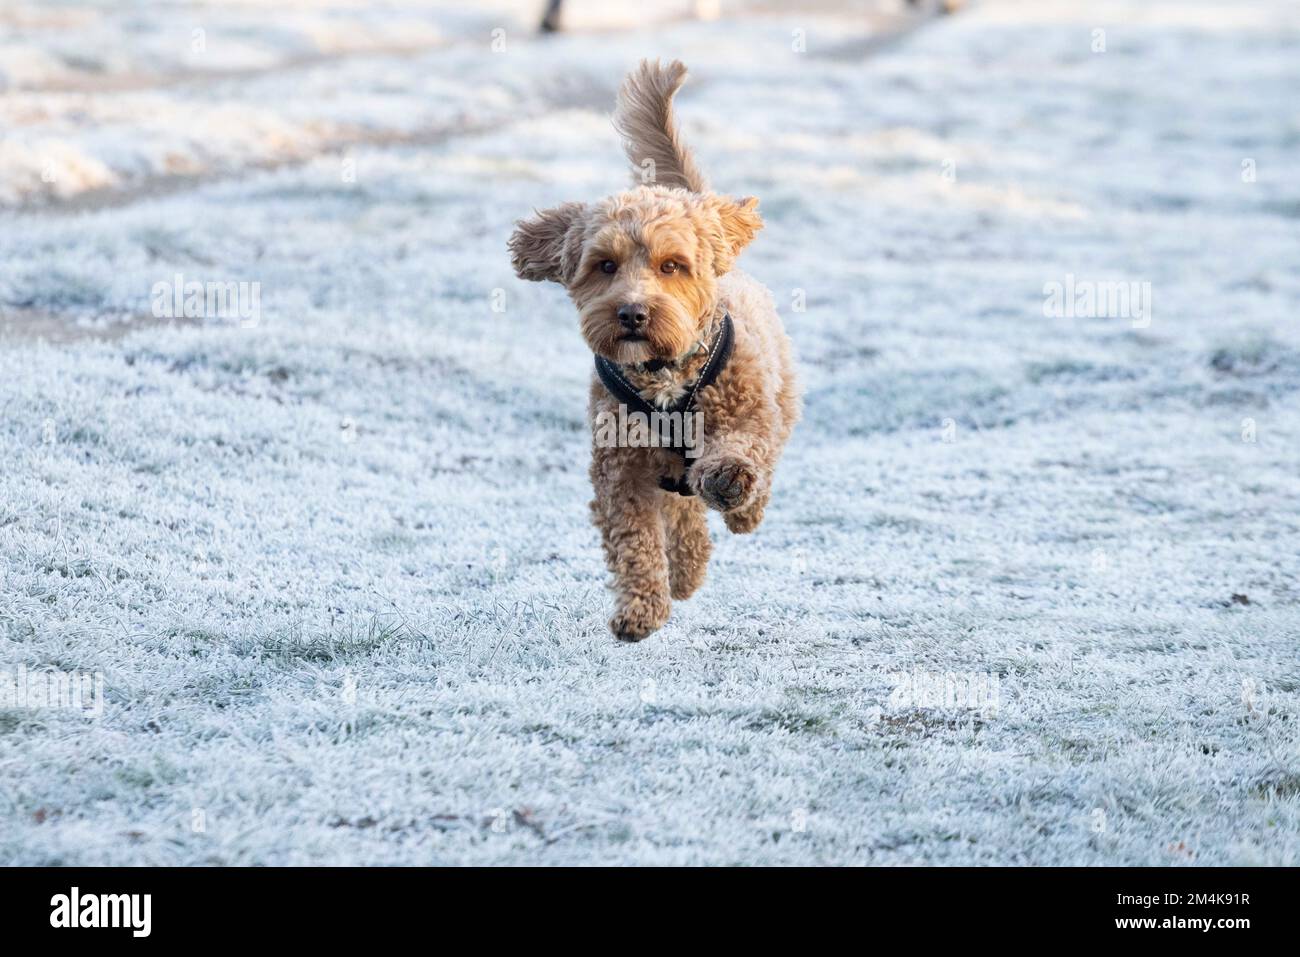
613, 59, 707, 193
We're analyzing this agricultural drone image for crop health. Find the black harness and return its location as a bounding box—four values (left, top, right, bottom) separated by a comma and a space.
594, 313, 734, 496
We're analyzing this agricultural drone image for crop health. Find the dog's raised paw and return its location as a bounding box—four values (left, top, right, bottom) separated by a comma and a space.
609, 593, 671, 641
698, 459, 757, 512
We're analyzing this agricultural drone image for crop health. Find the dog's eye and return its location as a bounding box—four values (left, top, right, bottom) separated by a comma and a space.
660, 261, 681, 275
599, 260, 618, 275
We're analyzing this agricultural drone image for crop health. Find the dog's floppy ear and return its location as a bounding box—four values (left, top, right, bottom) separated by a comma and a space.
508, 202, 586, 284
705, 195, 763, 274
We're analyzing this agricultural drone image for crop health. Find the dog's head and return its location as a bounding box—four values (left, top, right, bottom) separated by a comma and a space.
509, 186, 761, 363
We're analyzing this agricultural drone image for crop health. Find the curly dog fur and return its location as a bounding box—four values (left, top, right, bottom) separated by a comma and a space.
509, 60, 800, 640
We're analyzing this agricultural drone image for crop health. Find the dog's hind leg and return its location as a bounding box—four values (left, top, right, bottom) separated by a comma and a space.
723, 495, 767, 535
663, 493, 711, 600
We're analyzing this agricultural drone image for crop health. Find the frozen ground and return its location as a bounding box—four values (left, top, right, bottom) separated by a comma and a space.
1, 0, 1298, 865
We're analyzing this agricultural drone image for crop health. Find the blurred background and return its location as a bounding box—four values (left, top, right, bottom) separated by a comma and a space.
2, 1, 1299, 866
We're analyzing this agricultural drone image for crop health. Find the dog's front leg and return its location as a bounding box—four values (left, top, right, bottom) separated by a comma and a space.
689, 432, 775, 535
589, 446, 672, 641
688, 386, 785, 533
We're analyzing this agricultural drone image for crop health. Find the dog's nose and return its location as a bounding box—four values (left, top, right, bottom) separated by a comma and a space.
617, 303, 649, 330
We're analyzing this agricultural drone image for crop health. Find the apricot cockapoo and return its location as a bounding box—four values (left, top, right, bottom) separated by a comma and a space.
509, 60, 800, 640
